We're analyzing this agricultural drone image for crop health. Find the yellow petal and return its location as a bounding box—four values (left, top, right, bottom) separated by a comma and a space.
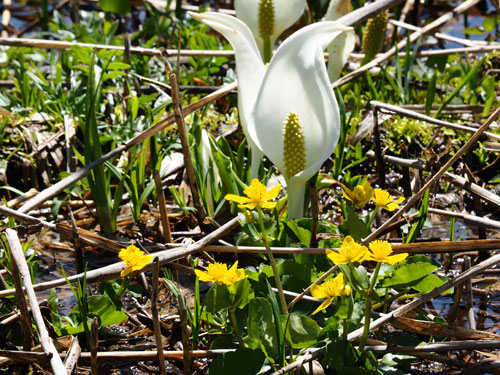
384, 202, 399, 211
121, 267, 132, 277
195, 269, 214, 282
261, 201, 277, 209
342, 187, 353, 202
326, 249, 348, 265
312, 297, 334, 315
263, 184, 281, 201
385, 253, 408, 265
311, 284, 328, 299
225, 194, 253, 204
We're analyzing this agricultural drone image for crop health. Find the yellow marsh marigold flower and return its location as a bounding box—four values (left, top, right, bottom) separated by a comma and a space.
326, 236, 367, 265
365, 240, 408, 265
195, 261, 247, 285
225, 179, 281, 210
373, 188, 404, 212
119, 244, 154, 277
311, 273, 350, 314
342, 180, 373, 209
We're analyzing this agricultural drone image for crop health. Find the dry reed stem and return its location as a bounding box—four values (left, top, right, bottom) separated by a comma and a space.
5, 229, 68, 375
63, 336, 81, 374
153, 170, 173, 243
151, 258, 166, 375
162, 54, 206, 222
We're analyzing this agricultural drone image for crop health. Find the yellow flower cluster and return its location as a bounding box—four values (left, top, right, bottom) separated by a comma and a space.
342, 181, 404, 211
312, 237, 409, 313
195, 261, 247, 285
327, 236, 408, 266
119, 244, 154, 277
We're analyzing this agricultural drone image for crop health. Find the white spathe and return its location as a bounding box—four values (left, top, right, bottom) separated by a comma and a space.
190, 11, 265, 179
325, 0, 355, 82
190, 11, 352, 219
234, 0, 306, 59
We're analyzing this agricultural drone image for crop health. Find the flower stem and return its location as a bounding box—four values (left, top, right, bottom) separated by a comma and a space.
262, 38, 272, 63
367, 206, 380, 228
358, 262, 381, 352
343, 292, 354, 341
229, 306, 245, 348
257, 206, 288, 315
286, 179, 305, 220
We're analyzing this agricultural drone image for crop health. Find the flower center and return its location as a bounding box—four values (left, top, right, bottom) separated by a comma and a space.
283, 111, 306, 180
258, 0, 275, 41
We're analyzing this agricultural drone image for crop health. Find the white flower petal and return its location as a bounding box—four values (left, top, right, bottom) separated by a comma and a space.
325, 0, 355, 82
234, 0, 306, 56
273, 0, 307, 44
188, 11, 265, 177
327, 29, 355, 82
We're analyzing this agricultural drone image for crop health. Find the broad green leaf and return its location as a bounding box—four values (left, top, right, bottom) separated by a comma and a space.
286, 314, 321, 349
338, 204, 370, 242
412, 274, 451, 294
227, 278, 253, 309
286, 220, 311, 247
246, 297, 279, 361
207, 348, 267, 375
380, 262, 438, 289
204, 284, 232, 314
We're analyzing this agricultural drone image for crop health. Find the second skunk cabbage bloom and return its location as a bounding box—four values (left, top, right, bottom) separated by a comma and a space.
234, 0, 306, 63
325, 0, 356, 81
190, 12, 352, 219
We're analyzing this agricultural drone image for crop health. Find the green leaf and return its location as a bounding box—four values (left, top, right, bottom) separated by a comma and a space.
380, 262, 438, 289
98, 0, 131, 15
412, 274, 451, 294
207, 348, 267, 375
338, 204, 370, 242
286, 220, 311, 247
484, 16, 499, 33
436, 56, 485, 116
245, 297, 279, 361
227, 278, 253, 309
204, 284, 232, 314
405, 189, 429, 244
285, 314, 321, 349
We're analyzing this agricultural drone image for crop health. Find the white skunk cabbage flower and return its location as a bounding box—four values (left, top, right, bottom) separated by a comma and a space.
234, 0, 306, 63
190, 11, 352, 219
325, 0, 355, 81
